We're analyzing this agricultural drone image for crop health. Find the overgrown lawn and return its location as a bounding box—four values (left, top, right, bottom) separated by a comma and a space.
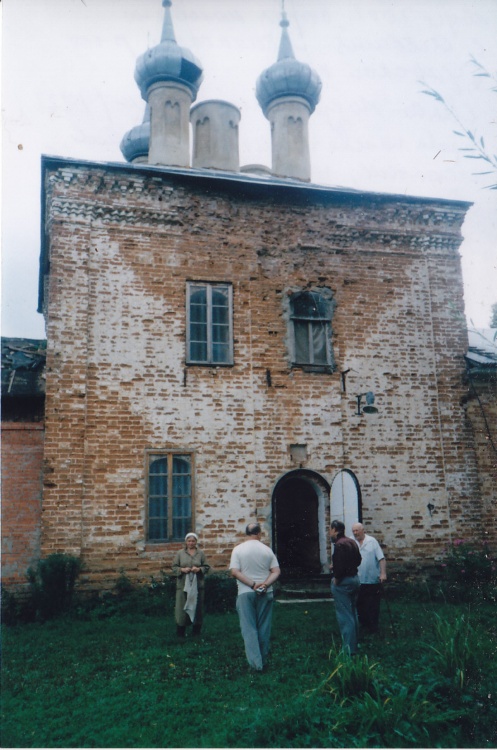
2, 598, 496, 748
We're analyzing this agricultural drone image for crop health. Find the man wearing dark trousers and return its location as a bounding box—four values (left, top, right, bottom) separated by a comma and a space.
352, 522, 387, 633
330, 519, 362, 655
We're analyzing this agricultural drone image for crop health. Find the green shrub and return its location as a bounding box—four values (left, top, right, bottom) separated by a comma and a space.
77, 571, 236, 620
320, 648, 379, 701
1, 588, 22, 625
204, 572, 237, 613
114, 568, 134, 595
438, 539, 497, 602
27, 553, 82, 619
340, 684, 464, 748
427, 612, 480, 690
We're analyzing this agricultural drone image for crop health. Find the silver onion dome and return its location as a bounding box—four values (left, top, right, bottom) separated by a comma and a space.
120, 105, 151, 163
134, 0, 203, 101
256, 12, 321, 115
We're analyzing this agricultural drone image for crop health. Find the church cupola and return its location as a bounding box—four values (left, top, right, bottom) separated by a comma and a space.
256, 9, 321, 181
134, 0, 204, 167
120, 105, 151, 164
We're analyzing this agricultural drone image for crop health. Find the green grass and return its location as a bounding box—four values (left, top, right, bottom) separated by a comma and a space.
2, 598, 497, 748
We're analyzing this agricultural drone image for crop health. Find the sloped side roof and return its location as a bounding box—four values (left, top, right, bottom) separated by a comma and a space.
466, 328, 497, 378
1, 338, 46, 398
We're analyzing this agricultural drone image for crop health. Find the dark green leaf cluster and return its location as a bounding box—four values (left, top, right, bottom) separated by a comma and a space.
26, 553, 82, 620
438, 539, 497, 602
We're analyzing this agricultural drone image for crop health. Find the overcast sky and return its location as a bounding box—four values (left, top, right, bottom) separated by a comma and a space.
2, 0, 497, 339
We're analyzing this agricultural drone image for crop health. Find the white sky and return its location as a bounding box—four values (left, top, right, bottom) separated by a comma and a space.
2, 0, 497, 338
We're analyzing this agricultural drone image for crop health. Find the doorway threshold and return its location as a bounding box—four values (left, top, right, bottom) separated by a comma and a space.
277, 597, 331, 604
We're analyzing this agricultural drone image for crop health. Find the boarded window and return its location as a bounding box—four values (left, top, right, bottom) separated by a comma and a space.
290, 291, 333, 367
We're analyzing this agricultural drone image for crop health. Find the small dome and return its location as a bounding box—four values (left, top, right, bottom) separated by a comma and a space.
120, 106, 150, 163
135, 0, 203, 101
256, 13, 321, 115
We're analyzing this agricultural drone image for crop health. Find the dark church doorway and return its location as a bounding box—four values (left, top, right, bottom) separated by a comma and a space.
272, 473, 323, 577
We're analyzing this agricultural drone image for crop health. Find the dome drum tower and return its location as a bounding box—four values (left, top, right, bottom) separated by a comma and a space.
147, 81, 195, 167
266, 95, 313, 181
190, 100, 241, 172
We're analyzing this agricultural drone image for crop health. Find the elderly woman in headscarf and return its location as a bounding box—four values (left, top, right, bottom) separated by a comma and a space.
172, 533, 210, 637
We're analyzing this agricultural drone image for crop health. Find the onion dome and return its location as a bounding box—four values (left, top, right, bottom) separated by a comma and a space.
134, 0, 203, 101
120, 105, 150, 163
256, 11, 321, 116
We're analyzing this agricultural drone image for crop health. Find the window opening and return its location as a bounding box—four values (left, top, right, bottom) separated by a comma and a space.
290, 291, 333, 367
148, 453, 192, 541
187, 282, 233, 365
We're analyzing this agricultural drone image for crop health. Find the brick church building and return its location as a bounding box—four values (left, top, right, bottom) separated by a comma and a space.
3, 1, 495, 591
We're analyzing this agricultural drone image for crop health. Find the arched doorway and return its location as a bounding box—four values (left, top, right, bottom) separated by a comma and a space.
330, 469, 362, 537
272, 470, 330, 577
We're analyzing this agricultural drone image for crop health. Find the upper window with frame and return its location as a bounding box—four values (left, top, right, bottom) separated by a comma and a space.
187, 282, 233, 365
290, 291, 335, 370
147, 452, 193, 542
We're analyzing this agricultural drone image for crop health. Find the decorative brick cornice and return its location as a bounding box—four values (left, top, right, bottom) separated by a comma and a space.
49, 198, 185, 229
46, 196, 464, 257
39, 157, 471, 311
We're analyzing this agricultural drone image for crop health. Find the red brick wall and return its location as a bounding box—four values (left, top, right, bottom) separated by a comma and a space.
38, 161, 483, 589
466, 377, 497, 548
1, 423, 44, 587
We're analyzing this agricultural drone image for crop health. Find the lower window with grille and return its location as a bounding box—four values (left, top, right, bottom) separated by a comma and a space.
147, 452, 193, 541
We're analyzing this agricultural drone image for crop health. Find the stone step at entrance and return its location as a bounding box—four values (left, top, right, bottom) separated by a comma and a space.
276, 574, 332, 602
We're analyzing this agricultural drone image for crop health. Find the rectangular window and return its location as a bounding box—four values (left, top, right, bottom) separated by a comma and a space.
294, 320, 329, 365
187, 282, 233, 365
147, 453, 193, 542
290, 291, 334, 369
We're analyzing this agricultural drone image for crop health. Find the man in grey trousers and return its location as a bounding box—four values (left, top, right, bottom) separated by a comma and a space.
330, 519, 362, 656
229, 523, 281, 671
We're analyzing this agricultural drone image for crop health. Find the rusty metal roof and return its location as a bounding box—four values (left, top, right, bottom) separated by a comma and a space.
1, 338, 46, 398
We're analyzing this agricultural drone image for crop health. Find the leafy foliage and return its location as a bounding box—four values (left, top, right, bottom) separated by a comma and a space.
26, 553, 82, 620
420, 56, 497, 189
438, 539, 497, 602
427, 612, 480, 689
319, 647, 379, 701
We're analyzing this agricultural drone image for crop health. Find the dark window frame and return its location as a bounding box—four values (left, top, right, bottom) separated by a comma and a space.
146, 451, 194, 542
289, 291, 335, 371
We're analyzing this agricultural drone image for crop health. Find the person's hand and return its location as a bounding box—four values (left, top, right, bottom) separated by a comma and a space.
181, 567, 192, 573
380, 574, 387, 583
191, 566, 201, 574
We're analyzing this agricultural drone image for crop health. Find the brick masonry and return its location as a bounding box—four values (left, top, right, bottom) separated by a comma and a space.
466, 377, 497, 549
37, 158, 486, 590
1, 423, 44, 586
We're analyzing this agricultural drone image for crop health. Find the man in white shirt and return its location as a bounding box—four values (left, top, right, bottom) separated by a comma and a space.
229, 523, 281, 671
352, 523, 387, 633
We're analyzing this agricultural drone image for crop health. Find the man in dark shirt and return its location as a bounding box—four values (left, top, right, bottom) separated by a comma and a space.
330, 519, 362, 655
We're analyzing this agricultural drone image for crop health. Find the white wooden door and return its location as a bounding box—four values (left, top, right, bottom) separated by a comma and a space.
330, 470, 361, 537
